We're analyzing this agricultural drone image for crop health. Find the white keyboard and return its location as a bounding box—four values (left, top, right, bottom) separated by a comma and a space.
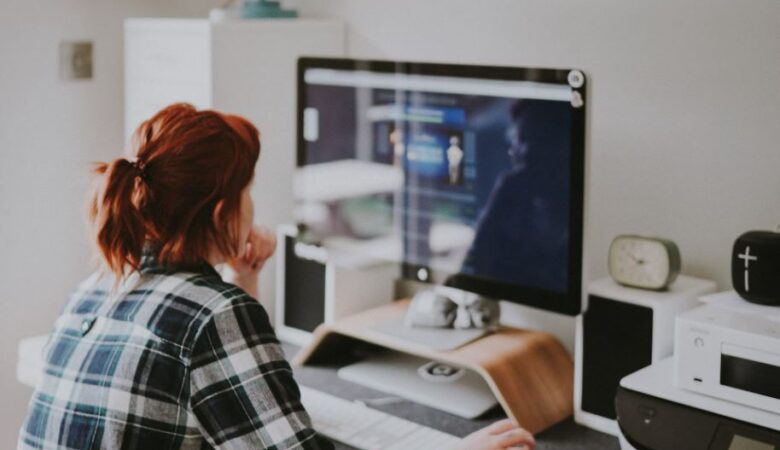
300, 386, 460, 450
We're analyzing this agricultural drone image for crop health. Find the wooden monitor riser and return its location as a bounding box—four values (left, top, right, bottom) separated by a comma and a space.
293, 299, 574, 434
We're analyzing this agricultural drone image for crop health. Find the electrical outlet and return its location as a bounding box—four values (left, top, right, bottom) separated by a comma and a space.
59, 41, 93, 80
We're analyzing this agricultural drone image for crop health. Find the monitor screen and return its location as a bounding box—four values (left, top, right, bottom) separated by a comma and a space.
295, 58, 586, 315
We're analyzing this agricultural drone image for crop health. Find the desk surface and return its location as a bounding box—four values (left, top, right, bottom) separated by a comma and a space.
284, 343, 620, 450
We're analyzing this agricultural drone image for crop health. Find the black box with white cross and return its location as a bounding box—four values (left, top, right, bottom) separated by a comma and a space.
731, 230, 780, 306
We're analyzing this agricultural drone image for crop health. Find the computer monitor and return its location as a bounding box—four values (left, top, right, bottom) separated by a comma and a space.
295, 58, 586, 316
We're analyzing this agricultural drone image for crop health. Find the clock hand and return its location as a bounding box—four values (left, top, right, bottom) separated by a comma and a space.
628, 252, 644, 265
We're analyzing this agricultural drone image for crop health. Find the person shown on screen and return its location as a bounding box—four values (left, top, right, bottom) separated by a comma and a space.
18, 104, 535, 450
464, 100, 571, 291
390, 127, 405, 166
447, 135, 464, 184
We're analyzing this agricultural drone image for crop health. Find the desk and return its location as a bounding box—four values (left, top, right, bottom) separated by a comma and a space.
284, 343, 620, 450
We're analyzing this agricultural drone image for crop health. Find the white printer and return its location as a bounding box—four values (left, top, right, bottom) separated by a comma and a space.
675, 291, 780, 413
616, 291, 780, 450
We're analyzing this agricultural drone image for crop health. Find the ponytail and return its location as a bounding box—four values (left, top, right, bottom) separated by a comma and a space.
90, 158, 148, 278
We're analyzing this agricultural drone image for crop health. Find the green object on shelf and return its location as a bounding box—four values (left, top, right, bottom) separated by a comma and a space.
240, 0, 297, 19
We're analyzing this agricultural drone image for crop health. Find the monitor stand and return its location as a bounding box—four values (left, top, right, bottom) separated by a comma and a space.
337, 351, 498, 419
370, 318, 489, 351
293, 299, 575, 433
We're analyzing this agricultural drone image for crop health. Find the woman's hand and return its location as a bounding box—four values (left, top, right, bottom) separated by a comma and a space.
229, 225, 277, 276
226, 225, 277, 299
452, 419, 535, 450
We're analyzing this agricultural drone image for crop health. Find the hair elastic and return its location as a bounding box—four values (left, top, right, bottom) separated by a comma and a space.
130, 160, 147, 181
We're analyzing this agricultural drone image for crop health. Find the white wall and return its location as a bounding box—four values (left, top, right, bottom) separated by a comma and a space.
318, 0, 780, 289
0, 0, 208, 445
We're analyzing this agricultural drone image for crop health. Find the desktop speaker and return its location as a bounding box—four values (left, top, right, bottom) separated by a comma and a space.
731, 230, 780, 306
274, 225, 399, 345
574, 276, 716, 435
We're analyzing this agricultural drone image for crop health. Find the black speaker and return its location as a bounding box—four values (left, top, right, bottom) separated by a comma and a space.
282, 234, 327, 334
732, 230, 780, 306
581, 295, 653, 421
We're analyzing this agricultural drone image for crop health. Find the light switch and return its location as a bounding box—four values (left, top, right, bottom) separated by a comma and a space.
59, 41, 93, 80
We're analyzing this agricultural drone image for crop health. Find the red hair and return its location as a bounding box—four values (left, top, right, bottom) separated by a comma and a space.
90, 103, 260, 277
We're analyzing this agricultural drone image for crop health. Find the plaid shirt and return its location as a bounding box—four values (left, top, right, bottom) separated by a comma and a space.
18, 258, 334, 450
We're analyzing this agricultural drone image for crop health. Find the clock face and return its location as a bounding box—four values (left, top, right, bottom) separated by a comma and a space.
608, 236, 675, 290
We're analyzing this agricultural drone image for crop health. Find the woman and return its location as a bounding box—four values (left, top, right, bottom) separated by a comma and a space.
18, 104, 535, 450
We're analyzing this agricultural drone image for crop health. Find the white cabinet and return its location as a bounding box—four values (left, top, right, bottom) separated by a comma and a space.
124, 19, 214, 137
124, 18, 345, 319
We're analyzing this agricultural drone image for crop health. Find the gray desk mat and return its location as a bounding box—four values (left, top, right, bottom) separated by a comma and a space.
282, 343, 620, 450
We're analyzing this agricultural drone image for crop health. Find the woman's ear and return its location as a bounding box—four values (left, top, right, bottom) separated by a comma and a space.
212, 199, 241, 259
212, 199, 225, 230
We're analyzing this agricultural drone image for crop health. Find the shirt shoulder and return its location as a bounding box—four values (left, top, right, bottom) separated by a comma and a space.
135, 270, 255, 352
63, 268, 256, 356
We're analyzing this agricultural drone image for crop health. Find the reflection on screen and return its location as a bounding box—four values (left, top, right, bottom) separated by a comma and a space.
296, 69, 574, 294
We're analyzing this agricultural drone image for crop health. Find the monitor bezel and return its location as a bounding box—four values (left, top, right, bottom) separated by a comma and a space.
296, 57, 586, 316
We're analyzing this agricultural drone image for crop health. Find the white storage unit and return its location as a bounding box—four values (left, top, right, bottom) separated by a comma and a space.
124, 18, 345, 320
574, 276, 717, 435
